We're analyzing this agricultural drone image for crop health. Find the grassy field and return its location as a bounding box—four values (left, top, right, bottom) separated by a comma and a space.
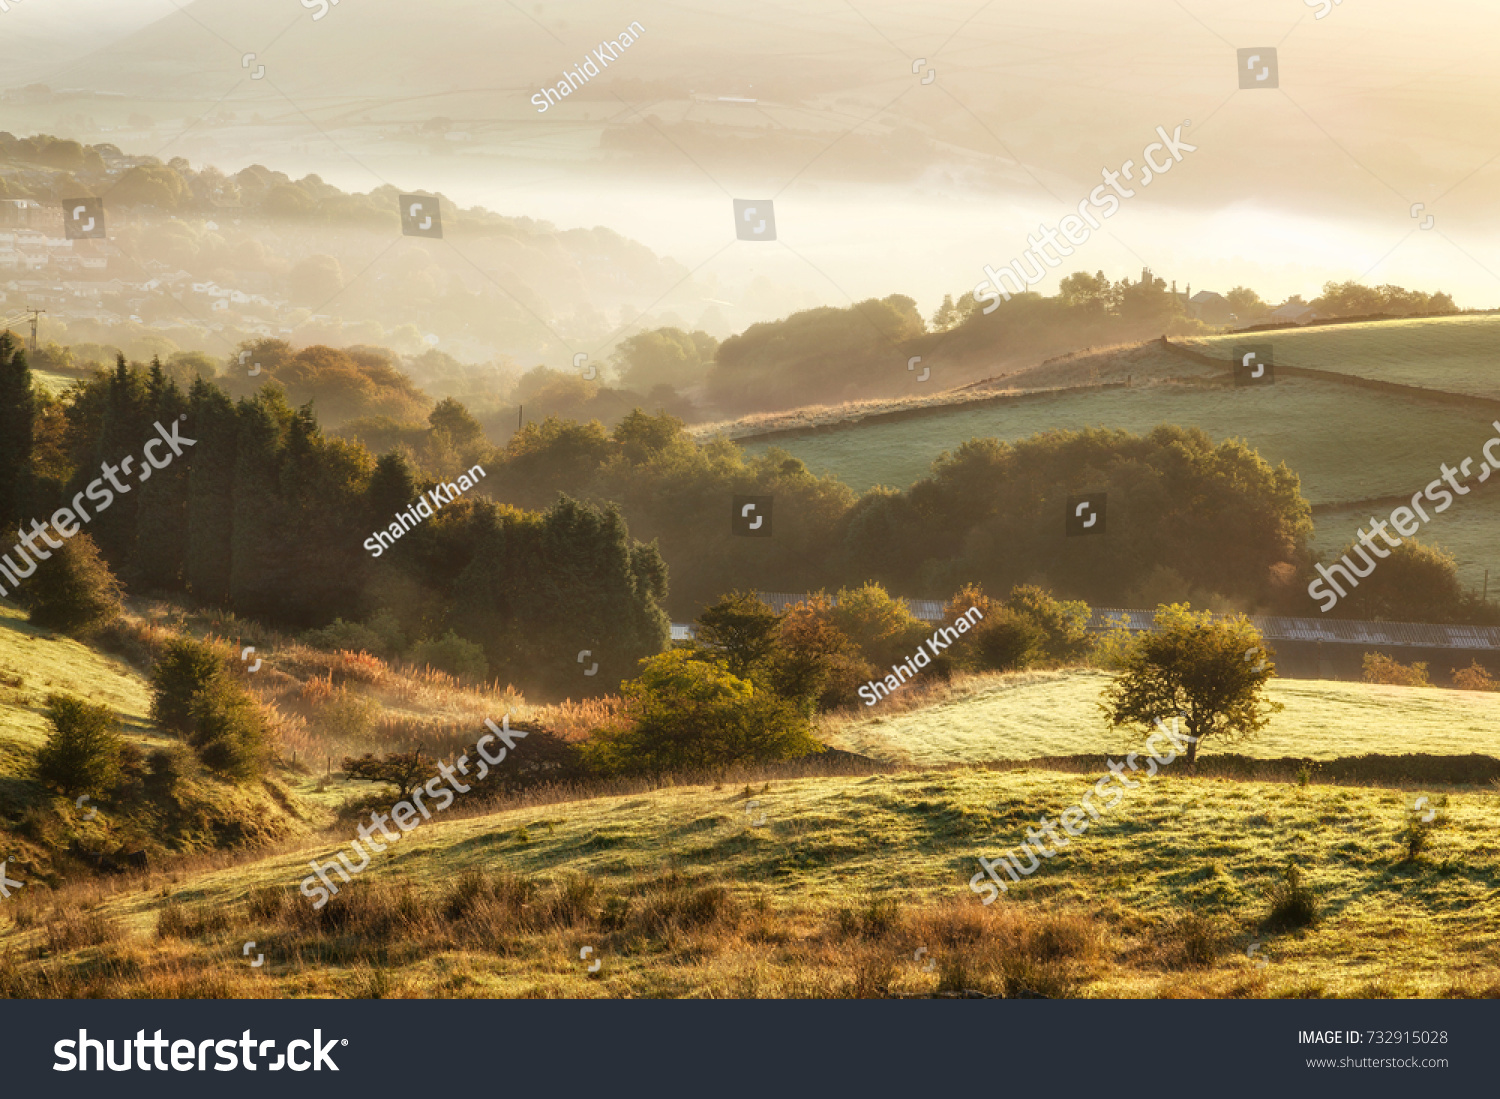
740, 375, 1496, 505
1312, 490, 1500, 593
0, 605, 159, 756
818, 669, 1500, 766
1187, 314, 1500, 399
2, 606, 1496, 999
1, 762, 1494, 998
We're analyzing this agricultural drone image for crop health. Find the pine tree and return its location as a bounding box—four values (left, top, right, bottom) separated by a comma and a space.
87, 353, 150, 567
133, 366, 191, 591
367, 451, 420, 530
25, 532, 124, 636
276, 404, 371, 625
0, 331, 37, 533
185, 379, 238, 604
228, 391, 293, 617
452, 495, 670, 698
34, 694, 124, 797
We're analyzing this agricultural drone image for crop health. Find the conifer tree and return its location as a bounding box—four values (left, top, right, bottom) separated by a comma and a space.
134, 363, 190, 590
185, 378, 238, 605
0, 331, 37, 534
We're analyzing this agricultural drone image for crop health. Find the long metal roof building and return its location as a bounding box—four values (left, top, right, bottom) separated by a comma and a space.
755, 593, 1500, 650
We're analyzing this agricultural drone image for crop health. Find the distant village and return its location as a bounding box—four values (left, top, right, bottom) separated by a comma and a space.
0, 197, 296, 346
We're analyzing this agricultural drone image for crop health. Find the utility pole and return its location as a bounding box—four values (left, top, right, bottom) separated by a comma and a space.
26, 308, 43, 358
518, 404, 523, 431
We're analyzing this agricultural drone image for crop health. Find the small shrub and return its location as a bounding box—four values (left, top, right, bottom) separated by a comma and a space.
407, 630, 488, 683
583, 651, 823, 775
1261, 863, 1320, 932
144, 744, 193, 800
1450, 661, 1497, 691
1362, 653, 1430, 687
970, 609, 1048, 672
833, 895, 902, 940
637, 884, 740, 935
33, 694, 123, 797
1159, 913, 1228, 970
246, 886, 290, 922
342, 750, 432, 800
598, 894, 632, 931
150, 637, 228, 735
316, 688, 382, 743
302, 610, 406, 658
1399, 796, 1446, 862
24, 533, 123, 636
548, 875, 596, 926
157, 900, 230, 939
44, 908, 117, 953
188, 675, 270, 781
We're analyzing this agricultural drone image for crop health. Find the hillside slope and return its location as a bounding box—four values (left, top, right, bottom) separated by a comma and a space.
1, 764, 1494, 998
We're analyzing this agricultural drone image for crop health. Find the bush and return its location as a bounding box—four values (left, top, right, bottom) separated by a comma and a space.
342, 750, 432, 799
1399, 796, 1446, 862
24, 533, 123, 636
1002, 585, 1092, 661
150, 637, 228, 735
1261, 863, 1320, 932
582, 650, 823, 775
830, 583, 932, 671
944, 583, 1092, 671
33, 694, 123, 797
1450, 661, 1496, 691
144, 745, 193, 800
188, 676, 269, 781
1362, 653, 1430, 687
302, 610, 406, 658
316, 687, 381, 743
407, 630, 488, 682
970, 608, 1047, 672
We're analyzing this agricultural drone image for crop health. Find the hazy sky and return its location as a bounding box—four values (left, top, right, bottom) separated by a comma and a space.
5, 0, 1500, 322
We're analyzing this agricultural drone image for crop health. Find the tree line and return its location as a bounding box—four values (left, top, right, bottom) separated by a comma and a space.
0, 332, 669, 700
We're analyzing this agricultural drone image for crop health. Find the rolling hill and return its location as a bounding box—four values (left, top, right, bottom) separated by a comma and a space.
1186, 315, 1500, 401
736, 321, 1500, 591
1, 755, 1495, 998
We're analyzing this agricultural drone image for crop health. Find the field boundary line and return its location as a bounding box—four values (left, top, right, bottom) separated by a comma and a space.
1159, 336, 1500, 414
724, 380, 1131, 446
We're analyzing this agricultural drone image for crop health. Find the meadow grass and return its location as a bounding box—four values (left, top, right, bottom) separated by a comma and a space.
817, 669, 1500, 765
0, 604, 158, 754
1311, 491, 1500, 593
1, 765, 1494, 998
1188, 314, 1500, 399
738, 374, 1495, 505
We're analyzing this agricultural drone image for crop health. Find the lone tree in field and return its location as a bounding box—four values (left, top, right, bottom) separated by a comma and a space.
1099, 603, 1281, 765
342, 750, 433, 800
